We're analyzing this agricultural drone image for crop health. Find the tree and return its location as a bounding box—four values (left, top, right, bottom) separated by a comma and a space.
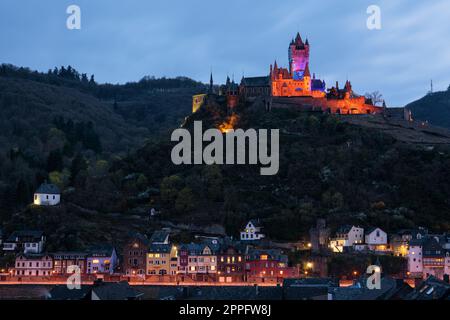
160, 175, 183, 204
89, 75, 95, 85
365, 91, 383, 106
175, 187, 195, 213
70, 153, 87, 185
47, 150, 63, 172
15, 178, 29, 205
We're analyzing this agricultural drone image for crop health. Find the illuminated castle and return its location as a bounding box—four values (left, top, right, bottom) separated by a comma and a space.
270, 32, 326, 98
239, 32, 384, 115
195, 32, 384, 115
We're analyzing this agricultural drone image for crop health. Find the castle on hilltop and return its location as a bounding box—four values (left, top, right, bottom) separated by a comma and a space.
196, 32, 385, 115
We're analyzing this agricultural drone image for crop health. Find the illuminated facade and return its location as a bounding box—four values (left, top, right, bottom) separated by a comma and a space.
242, 32, 384, 115
270, 33, 326, 98
146, 244, 178, 276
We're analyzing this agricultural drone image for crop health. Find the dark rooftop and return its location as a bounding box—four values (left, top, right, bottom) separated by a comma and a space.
35, 183, 60, 195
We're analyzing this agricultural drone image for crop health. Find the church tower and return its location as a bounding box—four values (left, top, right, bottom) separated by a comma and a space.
288, 32, 310, 80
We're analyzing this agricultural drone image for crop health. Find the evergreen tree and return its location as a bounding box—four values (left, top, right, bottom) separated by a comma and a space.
70, 153, 87, 185
47, 149, 63, 172
15, 178, 29, 205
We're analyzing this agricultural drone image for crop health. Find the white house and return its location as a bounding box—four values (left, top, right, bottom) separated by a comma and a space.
365, 227, 389, 252
240, 220, 265, 241
33, 182, 61, 206
2, 231, 46, 254
407, 235, 450, 280
87, 246, 118, 275
329, 225, 364, 253
14, 254, 53, 276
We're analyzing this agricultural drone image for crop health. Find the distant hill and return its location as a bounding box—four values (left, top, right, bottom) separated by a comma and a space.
405, 89, 450, 129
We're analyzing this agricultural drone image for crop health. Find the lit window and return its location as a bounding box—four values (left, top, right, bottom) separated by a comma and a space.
260, 255, 268, 261
92, 259, 100, 264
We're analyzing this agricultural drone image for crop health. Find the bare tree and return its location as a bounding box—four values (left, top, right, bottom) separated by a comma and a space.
365, 91, 384, 106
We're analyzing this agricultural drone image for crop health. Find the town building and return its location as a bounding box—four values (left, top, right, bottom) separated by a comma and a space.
407, 235, 450, 280
365, 227, 389, 252
52, 252, 88, 274
86, 245, 118, 275
329, 225, 364, 253
217, 240, 247, 283
122, 233, 149, 276
2, 230, 46, 254
177, 242, 219, 281
14, 253, 53, 276
245, 248, 297, 283
146, 243, 178, 276
33, 182, 61, 206
240, 220, 265, 241
309, 219, 330, 253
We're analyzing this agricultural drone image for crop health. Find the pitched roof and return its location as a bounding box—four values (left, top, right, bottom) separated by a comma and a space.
406, 276, 450, 300
47, 285, 91, 300
6, 230, 44, 242
330, 277, 401, 300
248, 219, 262, 228
149, 243, 171, 253
366, 227, 385, 235
91, 281, 144, 300
240, 76, 270, 87
35, 183, 60, 195
336, 225, 353, 234
150, 230, 170, 244
87, 244, 115, 257
183, 286, 282, 300
246, 248, 287, 262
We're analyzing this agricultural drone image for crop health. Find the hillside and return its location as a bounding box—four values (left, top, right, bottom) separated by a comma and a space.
2, 67, 450, 251
0, 64, 205, 220
66, 97, 450, 246
405, 89, 450, 129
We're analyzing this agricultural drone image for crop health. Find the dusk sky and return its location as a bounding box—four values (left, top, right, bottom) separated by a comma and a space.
1, 0, 450, 106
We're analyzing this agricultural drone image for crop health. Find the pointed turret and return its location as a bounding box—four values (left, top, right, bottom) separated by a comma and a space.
295, 32, 303, 46
272, 60, 278, 79
209, 71, 213, 93
305, 38, 309, 46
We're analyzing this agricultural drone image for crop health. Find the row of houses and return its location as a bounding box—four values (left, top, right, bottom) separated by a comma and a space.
13, 246, 118, 276
311, 221, 450, 281
122, 230, 297, 283
1, 227, 296, 283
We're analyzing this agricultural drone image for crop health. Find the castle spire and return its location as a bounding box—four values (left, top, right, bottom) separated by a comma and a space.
295, 32, 303, 45
305, 38, 309, 46
209, 71, 213, 94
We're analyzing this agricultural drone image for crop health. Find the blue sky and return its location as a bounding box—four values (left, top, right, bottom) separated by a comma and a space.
1, 0, 449, 106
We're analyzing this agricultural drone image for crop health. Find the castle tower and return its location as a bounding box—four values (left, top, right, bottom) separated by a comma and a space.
303, 62, 311, 92
289, 32, 310, 80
